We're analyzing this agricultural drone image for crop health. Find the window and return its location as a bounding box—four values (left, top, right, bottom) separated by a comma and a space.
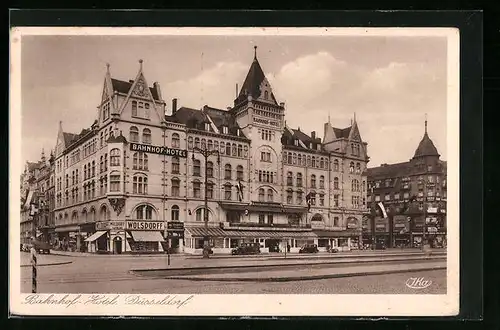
287, 172, 293, 186
136, 205, 154, 220
224, 183, 232, 200
195, 209, 204, 222
193, 159, 201, 176
110, 173, 120, 192
206, 161, 214, 178
334, 159, 339, 171
258, 188, 265, 202
110, 148, 120, 166
220, 142, 225, 154
205, 123, 211, 131
172, 133, 180, 148
334, 217, 339, 227
384, 194, 390, 201
171, 178, 180, 197
319, 194, 325, 206
319, 175, 325, 189
226, 143, 231, 156
237, 165, 244, 181
193, 180, 201, 198
244, 145, 248, 157
129, 126, 139, 143
334, 194, 339, 207
133, 175, 148, 194
261, 152, 271, 162
171, 157, 180, 174
356, 163, 361, 174
349, 162, 354, 173
375, 195, 381, 202
310, 192, 316, 206
194, 137, 200, 149
307, 156, 311, 167
225, 164, 232, 180
171, 205, 179, 221
232, 143, 237, 156
201, 139, 206, 150
319, 158, 324, 168
188, 137, 193, 149
222, 126, 229, 134
298, 154, 302, 165
264, 91, 269, 99
297, 173, 303, 187
312, 156, 316, 168
428, 175, 434, 183
207, 181, 214, 199
311, 175, 316, 188
259, 214, 265, 224
334, 177, 339, 190
297, 191, 303, 205
91, 161, 95, 177
267, 214, 274, 225
133, 152, 148, 170
362, 180, 366, 192
267, 189, 274, 202
293, 153, 297, 165
287, 153, 292, 164
287, 189, 293, 204
237, 145, 243, 157
142, 128, 152, 144
131, 101, 138, 116
76, 169, 79, 183
144, 103, 150, 119
84, 165, 87, 180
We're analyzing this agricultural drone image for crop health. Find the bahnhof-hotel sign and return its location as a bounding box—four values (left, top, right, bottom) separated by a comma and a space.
130, 143, 188, 158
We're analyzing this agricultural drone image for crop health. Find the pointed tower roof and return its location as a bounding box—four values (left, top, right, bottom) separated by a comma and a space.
234, 46, 278, 105
413, 115, 439, 158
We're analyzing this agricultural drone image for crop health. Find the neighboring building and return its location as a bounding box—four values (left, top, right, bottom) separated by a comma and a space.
50, 50, 369, 255
366, 120, 447, 248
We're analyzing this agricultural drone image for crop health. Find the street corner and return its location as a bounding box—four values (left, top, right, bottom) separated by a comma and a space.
20, 251, 74, 267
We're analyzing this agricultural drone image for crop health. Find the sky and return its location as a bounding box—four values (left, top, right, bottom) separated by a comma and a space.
20, 33, 448, 167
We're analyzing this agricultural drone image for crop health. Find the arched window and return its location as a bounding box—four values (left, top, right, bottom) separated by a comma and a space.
171, 178, 180, 197
135, 204, 155, 220
264, 91, 269, 99
196, 208, 211, 222
287, 152, 292, 164
298, 154, 302, 166
267, 189, 274, 202
207, 140, 213, 151
258, 188, 265, 202
356, 163, 361, 174
132, 101, 138, 117
320, 158, 324, 169
193, 180, 201, 198
349, 162, 355, 173
293, 153, 297, 165
334, 216, 339, 227
84, 164, 87, 180
232, 143, 237, 156
362, 180, 366, 192
244, 145, 249, 157
214, 141, 219, 152
312, 156, 316, 168
133, 152, 148, 170
334, 177, 339, 190
220, 141, 225, 154
172, 133, 180, 148
311, 174, 316, 188
90, 207, 96, 222
237, 144, 243, 157
224, 183, 232, 200
133, 175, 148, 194
334, 159, 339, 171
207, 181, 214, 199
287, 172, 293, 186
171, 156, 180, 174
194, 137, 200, 149
307, 156, 311, 167
142, 128, 152, 144
351, 143, 355, 155
236, 165, 244, 181
129, 126, 139, 142
91, 161, 95, 177
188, 136, 193, 149
171, 205, 179, 221
225, 164, 232, 180
99, 205, 109, 221
193, 159, 201, 176
297, 173, 303, 187
319, 175, 325, 189
226, 143, 231, 156
110, 148, 120, 166
207, 161, 214, 178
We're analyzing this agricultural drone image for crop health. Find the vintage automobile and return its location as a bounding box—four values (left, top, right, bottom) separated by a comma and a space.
231, 242, 261, 255
299, 244, 319, 254
32, 239, 51, 254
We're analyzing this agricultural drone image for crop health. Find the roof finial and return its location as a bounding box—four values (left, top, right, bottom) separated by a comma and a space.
254, 45, 257, 60
354, 112, 356, 122
106, 63, 110, 73
328, 112, 331, 124
139, 59, 143, 70
425, 113, 428, 134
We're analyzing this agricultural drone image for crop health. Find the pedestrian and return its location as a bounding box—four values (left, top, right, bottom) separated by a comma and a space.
287, 244, 291, 253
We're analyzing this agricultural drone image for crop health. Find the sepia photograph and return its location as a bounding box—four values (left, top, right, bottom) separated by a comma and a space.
10, 26, 460, 316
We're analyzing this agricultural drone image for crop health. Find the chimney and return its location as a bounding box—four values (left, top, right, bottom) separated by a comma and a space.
153, 82, 162, 100
311, 131, 316, 140
172, 98, 178, 115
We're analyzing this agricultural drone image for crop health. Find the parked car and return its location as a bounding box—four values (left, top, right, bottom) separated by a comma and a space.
299, 244, 319, 254
32, 240, 51, 254
374, 241, 387, 250
231, 242, 261, 255
328, 246, 339, 253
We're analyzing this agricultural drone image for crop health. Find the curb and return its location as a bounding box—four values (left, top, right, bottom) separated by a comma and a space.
48, 251, 187, 258
161, 266, 447, 282
21, 261, 73, 267
131, 255, 446, 274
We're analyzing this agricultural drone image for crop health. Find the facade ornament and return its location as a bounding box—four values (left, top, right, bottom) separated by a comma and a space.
109, 198, 125, 216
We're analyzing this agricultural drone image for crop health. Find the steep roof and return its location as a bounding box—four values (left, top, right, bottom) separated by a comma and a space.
413, 132, 439, 158
366, 162, 412, 179
110, 78, 160, 101
333, 126, 352, 139
234, 55, 278, 105
63, 132, 78, 145
281, 127, 324, 152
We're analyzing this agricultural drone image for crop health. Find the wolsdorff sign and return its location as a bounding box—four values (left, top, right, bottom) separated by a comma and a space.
130, 143, 188, 158
126, 221, 165, 231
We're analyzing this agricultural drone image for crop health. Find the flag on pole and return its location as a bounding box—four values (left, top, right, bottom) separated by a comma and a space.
305, 192, 312, 211
377, 202, 388, 218
236, 181, 244, 202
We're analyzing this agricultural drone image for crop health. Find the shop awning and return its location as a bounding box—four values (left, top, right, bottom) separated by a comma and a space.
313, 230, 361, 238
185, 227, 316, 239
84, 231, 107, 242
130, 231, 165, 242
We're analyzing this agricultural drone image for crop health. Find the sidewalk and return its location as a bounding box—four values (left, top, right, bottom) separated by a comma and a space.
49, 250, 187, 258
156, 260, 447, 282
20, 252, 73, 267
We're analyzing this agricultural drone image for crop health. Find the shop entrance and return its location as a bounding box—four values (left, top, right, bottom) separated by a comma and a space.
113, 237, 122, 254
265, 239, 281, 253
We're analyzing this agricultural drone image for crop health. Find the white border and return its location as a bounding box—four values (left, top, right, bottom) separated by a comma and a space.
9, 27, 460, 317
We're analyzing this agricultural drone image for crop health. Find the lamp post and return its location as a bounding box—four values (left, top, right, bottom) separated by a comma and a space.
192, 146, 220, 259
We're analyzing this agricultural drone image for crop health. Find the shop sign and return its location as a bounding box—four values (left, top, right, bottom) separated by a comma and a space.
166, 231, 184, 238
96, 221, 125, 231
126, 221, 165, 231
427, 226, 438, 233
167, 221, 184, 231
347, 217, 358, 229
311, 221, 325, 229
130, 143, 187, 158
427, 207, 438, 213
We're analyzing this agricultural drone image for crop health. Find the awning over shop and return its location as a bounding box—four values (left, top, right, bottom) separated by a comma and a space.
313, 230, 361, 238
84, 231, 107, 242
185, 227, 316, 239
130, 231, 165, 242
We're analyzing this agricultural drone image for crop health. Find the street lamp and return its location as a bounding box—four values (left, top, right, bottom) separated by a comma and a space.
192, 146, 220, 259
